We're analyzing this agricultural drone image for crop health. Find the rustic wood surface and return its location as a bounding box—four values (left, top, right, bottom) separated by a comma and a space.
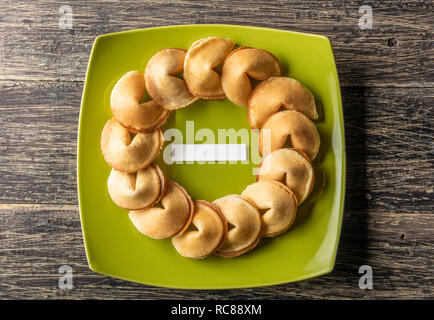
0, 0, 433, 299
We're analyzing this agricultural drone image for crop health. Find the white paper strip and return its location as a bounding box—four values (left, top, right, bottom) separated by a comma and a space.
170, 144, 247, 162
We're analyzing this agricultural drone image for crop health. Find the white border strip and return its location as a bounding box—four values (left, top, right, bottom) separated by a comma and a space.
170, 144, 247, 162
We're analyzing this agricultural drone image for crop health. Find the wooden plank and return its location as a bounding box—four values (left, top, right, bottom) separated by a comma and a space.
343, 86, 434, 215
0, 81, 432, 214
0, 204, 432, 299
0, 0, 432, 86
0, 81, 80, 204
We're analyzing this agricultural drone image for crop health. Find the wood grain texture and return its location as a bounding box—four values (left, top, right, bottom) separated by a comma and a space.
0, 204, 432, 299
0, 81, 80, 204
0, 0, 432, 86
0, 82, 432, 213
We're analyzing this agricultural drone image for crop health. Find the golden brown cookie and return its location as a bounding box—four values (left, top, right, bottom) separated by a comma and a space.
241, 180, 297, 237
100, 118, 163, 173
248, 77, 318, 129
184, 37, 235, 100
257, 148, 314, 205
259, 110, 320, 160
110, 71, 169, 133
145, 48, 198, 110
129, 180, 194, 239
221, 47, 281, 107
107, 164, 166, 210
172, 200, 227, 259
213, 195, 261, 258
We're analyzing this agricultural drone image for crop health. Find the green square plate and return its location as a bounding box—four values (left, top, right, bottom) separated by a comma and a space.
78, 24, 345, 289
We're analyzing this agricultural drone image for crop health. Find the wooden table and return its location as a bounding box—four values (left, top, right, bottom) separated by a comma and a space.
0, 0, 432, 299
